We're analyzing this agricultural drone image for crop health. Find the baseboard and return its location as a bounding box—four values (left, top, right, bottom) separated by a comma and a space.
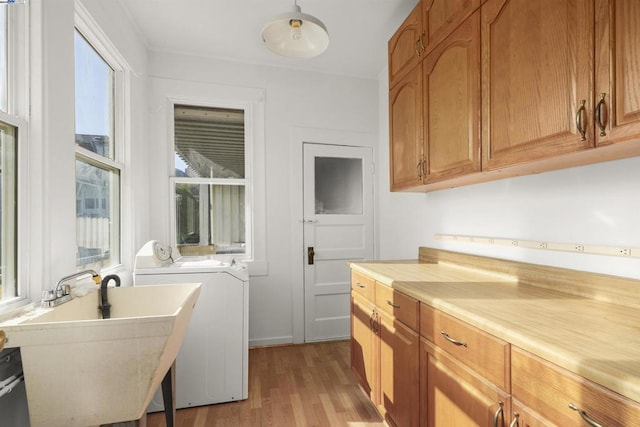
249, 336, 293, 348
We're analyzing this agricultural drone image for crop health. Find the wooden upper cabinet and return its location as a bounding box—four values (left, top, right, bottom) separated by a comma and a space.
481, 0, 595, 170
423, 11, 481, 183
389, 63, 424, 191
595, 0, 640, 146
389, 3, 423, 88
422, 0, 481, 54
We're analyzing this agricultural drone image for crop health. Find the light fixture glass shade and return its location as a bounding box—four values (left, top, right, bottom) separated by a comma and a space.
261, 4, 329, 58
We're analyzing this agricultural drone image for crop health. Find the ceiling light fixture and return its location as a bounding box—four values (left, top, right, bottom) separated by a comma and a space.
261, 0, 329, 59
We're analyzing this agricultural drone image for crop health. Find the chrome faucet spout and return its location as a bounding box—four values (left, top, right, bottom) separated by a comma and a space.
42, 269, 102, 308
55, 269, 101, 293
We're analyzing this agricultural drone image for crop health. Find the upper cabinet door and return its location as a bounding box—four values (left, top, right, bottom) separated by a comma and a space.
389, 64, 424, 191
595, 0, 640, 146
423, 11, 481, 183
389, 3, 423, 88
422, 0, 481, 55
481, 0, 595, 171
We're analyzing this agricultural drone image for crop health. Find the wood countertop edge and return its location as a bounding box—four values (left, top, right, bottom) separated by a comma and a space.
349, 261, 640, 404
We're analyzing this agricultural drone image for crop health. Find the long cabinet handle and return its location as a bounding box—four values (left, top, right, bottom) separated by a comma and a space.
493, 401, 504, 427
414, 34, 426, 57
440, 330, 467, 347
386, 300, 400, 308
419, 33, 426, 52
576, 99, 587, 141
373, 312, 379, 335
509, 412, 519, 427
595, 93, 607, 137
568, 403, 604, 427
369, 311, 379, 335
416, 159, 426, 182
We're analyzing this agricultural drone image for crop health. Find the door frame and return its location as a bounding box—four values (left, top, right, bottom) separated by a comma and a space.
290, 127, 378, 343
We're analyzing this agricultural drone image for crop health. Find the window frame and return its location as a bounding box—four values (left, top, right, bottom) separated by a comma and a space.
168, 101, 254, 260
0, 111, 26, 311
74, 5, 131, 274
0, 1, 28, 312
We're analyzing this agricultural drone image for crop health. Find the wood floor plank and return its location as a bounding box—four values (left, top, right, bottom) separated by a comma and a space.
146, 340, 382, 426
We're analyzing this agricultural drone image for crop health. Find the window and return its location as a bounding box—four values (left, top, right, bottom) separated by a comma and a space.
172, 105, 248, 256
74, 29, 121, 271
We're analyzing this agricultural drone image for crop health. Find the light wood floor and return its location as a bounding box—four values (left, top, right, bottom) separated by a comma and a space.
146, 340, 384, 427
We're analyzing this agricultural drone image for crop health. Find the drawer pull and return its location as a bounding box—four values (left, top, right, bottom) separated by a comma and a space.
568, 403, 603, 427
440, 330, 467, 347
356, 283, 366, 288
386, 300, 400, 308
509, 412, 519, 427
493, 400, 504, 427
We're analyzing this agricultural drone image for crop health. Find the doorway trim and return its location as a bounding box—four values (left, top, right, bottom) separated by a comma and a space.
290, 127, 377, 343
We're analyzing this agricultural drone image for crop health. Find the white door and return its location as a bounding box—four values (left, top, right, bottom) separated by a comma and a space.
303, 143, 374, 342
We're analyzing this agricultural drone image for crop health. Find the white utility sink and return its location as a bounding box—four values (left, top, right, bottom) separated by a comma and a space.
0, 283, 201, 427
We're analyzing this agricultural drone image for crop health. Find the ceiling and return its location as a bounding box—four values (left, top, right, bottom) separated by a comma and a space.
116, 0, 419, 79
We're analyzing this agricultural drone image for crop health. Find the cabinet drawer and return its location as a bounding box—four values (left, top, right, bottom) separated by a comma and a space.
351, 270, 375, 302
375, 282, 419, 331
512, 347, 640, 427
420, 303, 510, 391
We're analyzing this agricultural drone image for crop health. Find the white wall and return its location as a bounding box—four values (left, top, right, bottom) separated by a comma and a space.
146, 52, 379, 345
377, 67, 640, 280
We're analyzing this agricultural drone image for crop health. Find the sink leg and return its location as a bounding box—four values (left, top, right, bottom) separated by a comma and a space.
161, 361, 176, 427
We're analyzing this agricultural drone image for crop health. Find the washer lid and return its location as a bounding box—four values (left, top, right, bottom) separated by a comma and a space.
134, 257, 249, 281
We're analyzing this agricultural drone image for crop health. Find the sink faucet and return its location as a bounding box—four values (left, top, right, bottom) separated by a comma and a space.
42, 270, 101, 308
99, 275, 120, 319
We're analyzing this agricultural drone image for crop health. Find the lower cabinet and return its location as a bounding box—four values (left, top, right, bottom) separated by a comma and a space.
351, 292, 378, 403
379, 309, 419, 427
420, 337, 509, 427
511, 346, 640, 426
350, 274, 420, 426
350, 269, 640, 427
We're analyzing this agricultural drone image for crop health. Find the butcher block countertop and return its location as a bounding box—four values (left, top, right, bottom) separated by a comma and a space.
349, 248, 640, 404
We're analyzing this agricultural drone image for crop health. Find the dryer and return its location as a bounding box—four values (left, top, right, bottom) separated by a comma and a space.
134, 243, 249, 411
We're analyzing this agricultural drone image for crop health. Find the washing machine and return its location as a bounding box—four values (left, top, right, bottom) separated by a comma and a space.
133, 241, 249, 411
